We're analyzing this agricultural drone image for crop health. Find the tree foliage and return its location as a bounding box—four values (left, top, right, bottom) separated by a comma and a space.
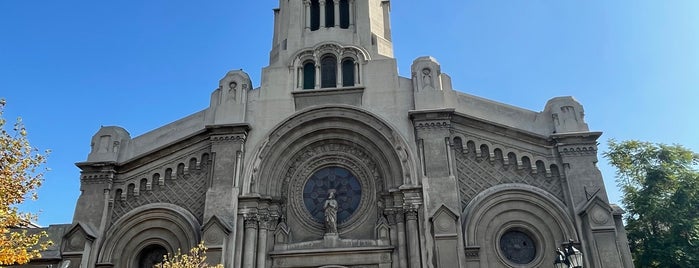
0, 99, 51, 265
605, 140, 699, 268
155, 242, 223, 268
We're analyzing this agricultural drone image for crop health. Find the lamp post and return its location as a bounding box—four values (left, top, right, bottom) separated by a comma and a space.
553, 239, 583, 268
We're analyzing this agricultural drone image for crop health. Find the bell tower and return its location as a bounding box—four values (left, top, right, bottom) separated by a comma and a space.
268, 0, 393, 67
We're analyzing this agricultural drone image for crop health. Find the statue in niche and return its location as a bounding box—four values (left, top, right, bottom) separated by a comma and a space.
228, 81, 237, 101
422, 68, 434, 88
324, 190, 338, 234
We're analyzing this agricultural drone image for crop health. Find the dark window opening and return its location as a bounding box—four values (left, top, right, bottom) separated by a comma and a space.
321, 56, 337, 88
340, 0, 350, 28
325, 0, 335, 27
303, 62, 316, 89
310, 0, 320, 31
138, 245, 168, 268
342, 58, 355, 87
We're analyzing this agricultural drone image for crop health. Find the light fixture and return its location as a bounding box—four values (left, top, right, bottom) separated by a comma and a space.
553, 239, 583, 268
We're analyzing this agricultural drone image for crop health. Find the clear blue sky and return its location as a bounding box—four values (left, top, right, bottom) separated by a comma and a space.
1, 1, 698, 226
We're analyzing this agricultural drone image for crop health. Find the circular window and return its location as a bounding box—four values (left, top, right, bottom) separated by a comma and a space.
302, 166, 362, 224
499, 230, 537, 264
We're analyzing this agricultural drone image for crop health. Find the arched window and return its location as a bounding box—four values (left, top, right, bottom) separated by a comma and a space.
303, 61, 316, 89
321, 55, 337, 88
342, 58, 355, 87
340, 0, 350, 28
325, 0, 335, 27
310, 0, 320, 31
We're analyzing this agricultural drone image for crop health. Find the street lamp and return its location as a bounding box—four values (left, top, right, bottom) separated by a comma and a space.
553, 239, 583, 268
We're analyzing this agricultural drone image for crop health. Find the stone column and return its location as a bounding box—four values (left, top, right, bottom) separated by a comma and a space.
295, 66, 301, 90
406, 208, 421, 268
336, 59, 343, 88
242, 215, 258, 268
334, 0, 340, 27
354, 62, 360, 85
349, 0, 354, 26
386, 213, 399, 268
396, 211, 408, 268
319, 0, 326, 28
315, 64, 321, 89
234, 215, 245, 268
256, 215, 269, 268
304, 0, 311, 29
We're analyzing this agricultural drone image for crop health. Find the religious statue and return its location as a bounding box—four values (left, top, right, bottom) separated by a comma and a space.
324, 190, 338, 234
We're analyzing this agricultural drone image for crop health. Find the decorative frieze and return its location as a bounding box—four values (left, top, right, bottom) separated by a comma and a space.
455, 146, 565, 209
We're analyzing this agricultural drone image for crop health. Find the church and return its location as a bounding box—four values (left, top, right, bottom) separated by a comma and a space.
22, 0, 633, 267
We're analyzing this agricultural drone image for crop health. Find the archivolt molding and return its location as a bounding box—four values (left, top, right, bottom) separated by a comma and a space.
97, 203, 201, 267
461, 184, 577, 246
244, 105, 417, 196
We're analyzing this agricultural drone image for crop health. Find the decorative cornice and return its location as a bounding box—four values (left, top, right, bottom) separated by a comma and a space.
81, 172, 115, 185
414, 120, 451, 131
210, 133, 246, 144
464, 246, 480, 258
557, 144, 598, 157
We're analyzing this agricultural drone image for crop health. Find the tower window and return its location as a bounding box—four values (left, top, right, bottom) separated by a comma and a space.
303, 61, 316, 89
342, 58, 355, 87
325, 0, 335, 28
340, 0, 350, 28
310, 0, 320, 31
321, 55, 337, 88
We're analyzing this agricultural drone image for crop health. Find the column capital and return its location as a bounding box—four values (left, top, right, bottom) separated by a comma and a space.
243, 214, 258, 228
405, 207, 419, 221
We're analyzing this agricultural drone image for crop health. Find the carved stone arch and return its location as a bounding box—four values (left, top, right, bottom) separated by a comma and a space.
243, 106, 417, 241
289, 42, 371, 68
450, 134, 467, 153
461, 184, 577, 267
244, 105, 416, 196
97, 203, 201, 268
519, 152, 536, 170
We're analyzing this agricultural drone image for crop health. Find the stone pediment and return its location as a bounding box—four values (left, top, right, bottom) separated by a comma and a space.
62, 222, 96, 254
202, 215, 232, 247
579, 195, 615, 230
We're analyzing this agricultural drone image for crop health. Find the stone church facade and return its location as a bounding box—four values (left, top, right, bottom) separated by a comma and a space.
24, 1, 634, 267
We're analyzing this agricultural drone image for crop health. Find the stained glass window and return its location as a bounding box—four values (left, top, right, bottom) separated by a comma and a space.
303, 167, 362, 224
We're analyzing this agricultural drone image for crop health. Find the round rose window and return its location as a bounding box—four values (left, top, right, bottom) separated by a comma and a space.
499, 230, 537, 264
302, 167, 362, 224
